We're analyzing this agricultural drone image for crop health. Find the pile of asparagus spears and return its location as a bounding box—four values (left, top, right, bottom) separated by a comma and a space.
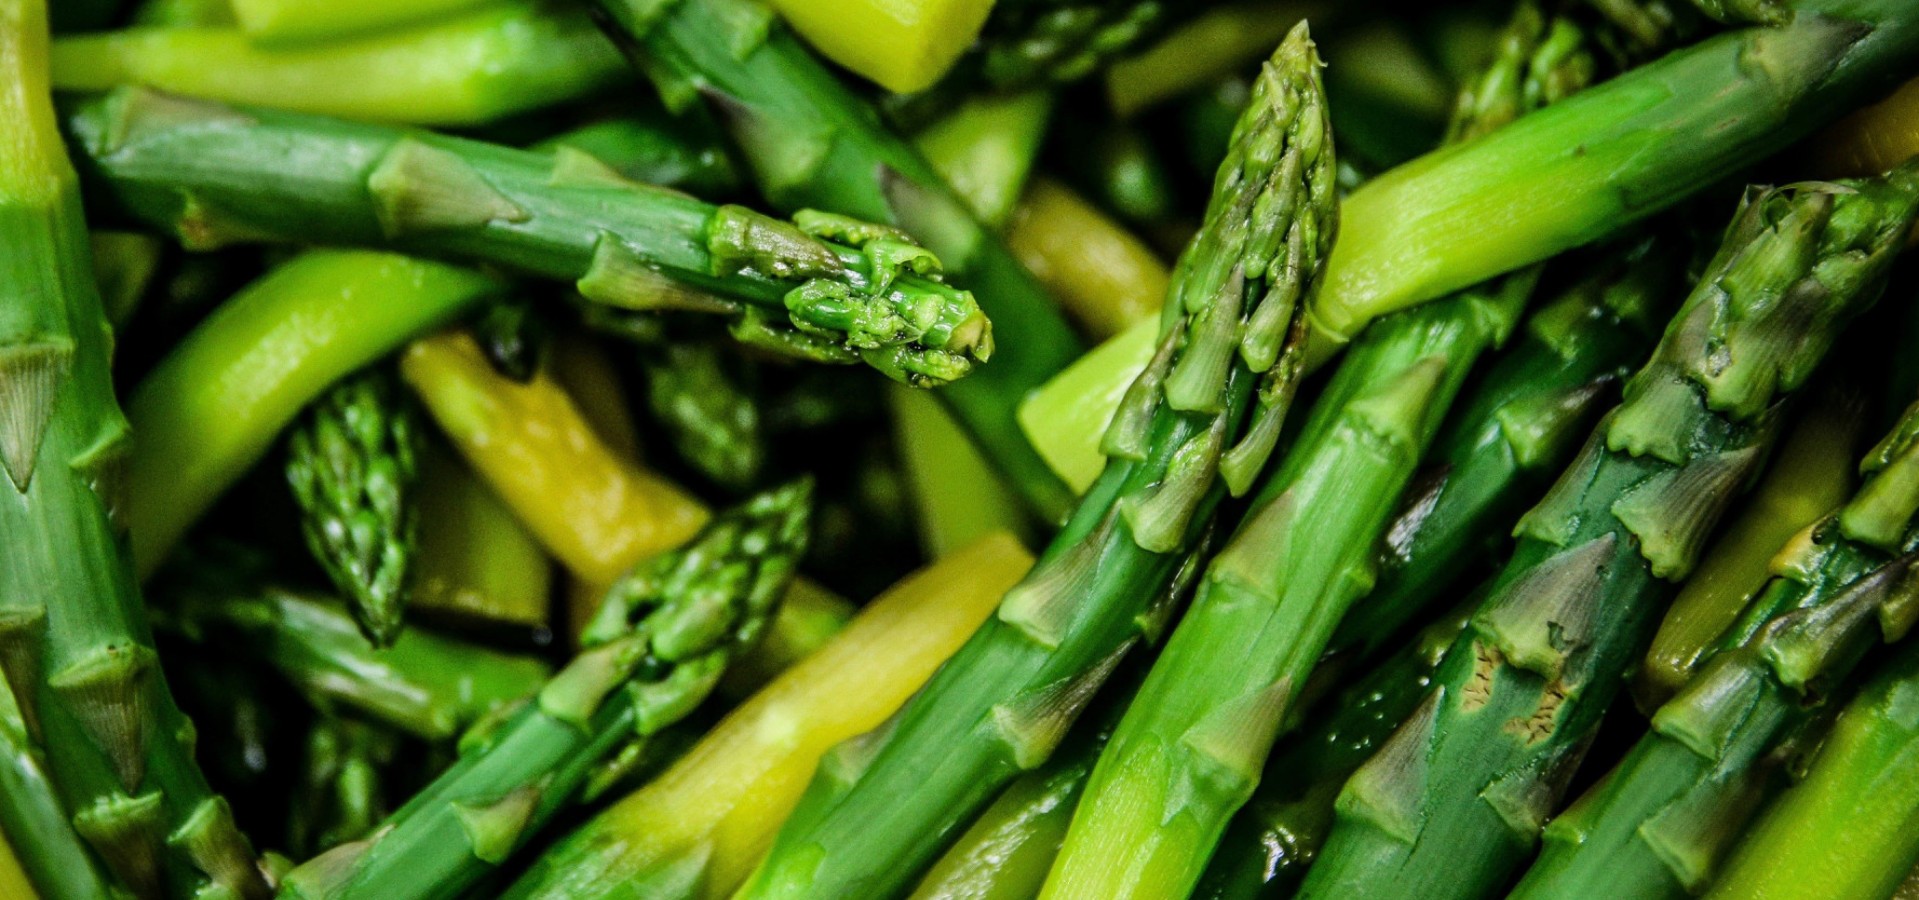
6, 0, 1919, 897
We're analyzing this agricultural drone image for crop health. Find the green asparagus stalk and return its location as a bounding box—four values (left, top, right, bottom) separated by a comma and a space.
1635, 394, 1864, 709
737, 28, 1337, 899
1193, 603, 1472, 900
0, 676, 117, 900
1042, 12, 1603, 894
409, 444, 554, 631
912, 90, 1055, 230
156, 570, 551, 742
533, 107, 742, 199
891, 383, 1032, 558
592, 0, 1086, 519
635, 341, 766, 492
51, 2, 627, 127
286, 368, 424, 647
0, 3, 268, 896
124, 250, 500, 577
230, 0, 495, 43
1298, 167, 1919, 900
1507, 387, 1919, 900
1328, 239, 1681, 659
65, 88, 993, 389
287, 718, 401, 859
278, 482, 812, 900
1705, 640, 1919, 900
129, 0, 235, 27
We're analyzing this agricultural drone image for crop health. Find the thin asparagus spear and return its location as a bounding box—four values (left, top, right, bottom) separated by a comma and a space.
1508, 387, 1919, 899
1706, 640, 1919, 900
1193, 603, 1474, 899
1635, 394, 1863, 709
287, 718, 400, 859
592, 0, 1085, 519
286, 368, 424, 647
1006, 178, 1169, 339
504, 533, 1034, 900
1305, 0, 1919, 360
890, 384, 1032, 558
635, 340, 766, 492
63, 89, 993, 388
410, 446, 554, 631
0, 830, 33, 900
230, 0, 494, 43
125, 250, 500, 577
1298, 166, 1919, 900
738, 29, 1337, 899
0, 675, 117, 900
280, 482, 813, 900
1103, 1, 1324, 119
0, 3, 267, 896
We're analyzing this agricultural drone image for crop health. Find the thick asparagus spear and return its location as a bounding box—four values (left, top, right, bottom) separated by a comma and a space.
0, 675, 116, 900
738, 29, 1336, 899
62, 89, 993, 388
1706, 640, 1919, 900
0, 3, 268, 896
286, 368, 423, 647
1508, 387, 1919, 899
592, 0, 1085, 518
280, 482, 812, 900
1298, 167, 1919, 900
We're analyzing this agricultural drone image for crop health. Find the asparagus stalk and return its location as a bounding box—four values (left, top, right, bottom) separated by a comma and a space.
130, 0, 235, 27
286, 368, 424, 647
891, 384, 1032, 558
410, 446, 554, 630
504, 533, 1034, 900
1305, 0, 1919, 359
1192, 603, 1473, 899
738, 29, 1337, 899
0, 675, 116, 900
280, 482, 813, 900
1103, 1, 1324, 118
534, 108, 742, 199
63, 89, 994, 388
1299, 167, 1919, 900
125, 251, 500, 577
230, 0, 495, 43
634, 340, 766, 492
155, 573, 551, 742
51, 2, 627, 127
1705, 640, 1919, 900
1635, 395, 1863, 708
1043, 12, 1604, 893
0, 3, 267, 896
592, 0, 1085, 518
1006, 178, 1169, 339
1508, 385, 1919, 899
0, 831, 34, 900
1817, 75, 1919, 178
764, 0, 993, 94
913, 90, 1055, 230
287, 718, 400, 859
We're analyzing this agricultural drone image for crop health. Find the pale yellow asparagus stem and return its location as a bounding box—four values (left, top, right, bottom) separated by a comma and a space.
763, 0, 993, 93
1816, 76, 1919, 178
1106, 0, 1327, 116
411, 445, 554, 629
0, 829, 36, 900
511, 533, 1034, 900
549, 328, 643, 462
1017, 316, 1157, 492
889, 383, 1030, 557
1006, 177, 1168, 339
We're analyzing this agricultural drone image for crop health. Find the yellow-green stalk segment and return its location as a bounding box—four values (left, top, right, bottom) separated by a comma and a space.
1509, 377, 1919, 899
591, 0, 1086, 519
60, 89, 992, 389
736, 27, 1337, 899
0, 2, 269, 896
278, 482, 812, 900
1298, 167, 1919, 900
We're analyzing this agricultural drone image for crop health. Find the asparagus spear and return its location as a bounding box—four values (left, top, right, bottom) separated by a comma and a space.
534, 108, 742, 199
635, 340, 766, 492
0, 3, 268, 896
1298, 167, 1919, 900
1818, 75, 1919, 178
1192, 603, 1472, 899
230, 0, 495, 43
1043, 11, 1602, 893
280, 482, 813, 900
1508, 386, 1919, 899
287, 718, 400, 859
1705, 640, 1919, 900
63, 89, 994, 389
738, 28, 1337, 899
286, 368, 424, 647
410, 445, 555, 631
592, 0, 1085, 518
0, 674, 117, 900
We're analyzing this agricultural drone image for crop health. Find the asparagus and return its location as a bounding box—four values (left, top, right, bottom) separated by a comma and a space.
280, 482, 813, 900
287, 718, 400, 859
130, 0, 234, 27
636, 341, 766, 492
1193, 602, 1473, 899
156, 571, 551, 742
89, 230, 164, 328
913, 91, 1054, 230
1006, 178, 1169, 339
1635, 395, 1863, 708
1299, 167, 1919, 900
1103, 1, 1322, 119
410, 446, 555, 631
51, 2, 628, 127
1043, 12, 1602, 893
891, 384, 1032, 558
63, 90, 994, 389
286, 368, 424, 647
124, 251, 500, 577
1508, 386, 1919, 899
230, 0, 495, 43
1818, 75, 1919, 178
738, 29, 1337, 899
504, 533, 1034, 900
535, 108, 742, 199
763, 0, 994, 94
593, 0, 1085, 519
1, 676, 117, 900
1706, 640, 1919, 900
0, 3, 267, 896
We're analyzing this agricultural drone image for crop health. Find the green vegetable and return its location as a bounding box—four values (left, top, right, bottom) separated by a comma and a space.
738, 28, 1336, 899
287, 718, 401, 859
66, 89, 992, 389
230, 0, 496, 44
0, 672, 117, 900
279, 481, 813, 900
534, 107, 742, 199
1298, 165, 1919, 900
0, 3, 267, 895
